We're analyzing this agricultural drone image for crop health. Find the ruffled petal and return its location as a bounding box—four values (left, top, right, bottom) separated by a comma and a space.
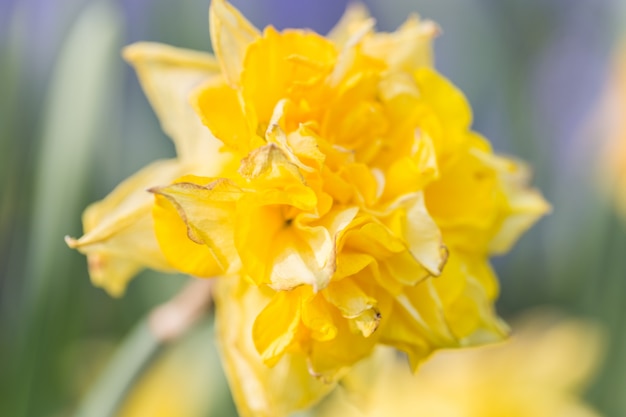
214, 278, 335, 417
150, 176, 242, 271
65, 159, 186, 295
241, 27, 337, 125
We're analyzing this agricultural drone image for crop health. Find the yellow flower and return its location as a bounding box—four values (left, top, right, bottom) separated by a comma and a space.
318, 312, 604, 417
68, 0, 549, 415
149, 1, 548, 414
598, 45, 626, 220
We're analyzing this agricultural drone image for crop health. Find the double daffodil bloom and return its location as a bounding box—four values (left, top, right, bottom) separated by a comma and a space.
319, 313, 604, 417
68, 0, 549, 415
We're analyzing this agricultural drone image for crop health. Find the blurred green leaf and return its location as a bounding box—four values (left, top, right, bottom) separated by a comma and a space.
9, 2, 125, 416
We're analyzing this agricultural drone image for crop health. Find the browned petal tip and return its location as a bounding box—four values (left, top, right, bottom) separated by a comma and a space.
64, 235, 79, 248
424, 21, 442, 37
146, 186, 163, 195
436, 244, 450, 275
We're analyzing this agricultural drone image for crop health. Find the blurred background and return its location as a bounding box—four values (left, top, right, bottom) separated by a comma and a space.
1, 0, 625, 416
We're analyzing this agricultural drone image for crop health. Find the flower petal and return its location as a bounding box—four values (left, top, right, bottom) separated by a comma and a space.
215, 278, 335, 417
65, 159, 187, 295
152, 190, 222, 278
192, 76, 262, 154
209, 0, 260, 87
150, 176, 242, 271
122, 42, 225, 165
252, 287, 304, 366
363, 15, 439, 72
241, 27, 337, 125
479, 152, 552, 254
326, 2, 372, 47
432, 250, 508, 342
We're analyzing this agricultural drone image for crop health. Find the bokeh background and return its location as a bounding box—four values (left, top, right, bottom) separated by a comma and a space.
1, 0, 625, 416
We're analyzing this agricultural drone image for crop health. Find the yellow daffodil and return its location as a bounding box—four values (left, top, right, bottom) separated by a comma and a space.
68, 0, 549, 415
151, 1, 548, 414
318, 312, 604, 417
598, 45, 626, 220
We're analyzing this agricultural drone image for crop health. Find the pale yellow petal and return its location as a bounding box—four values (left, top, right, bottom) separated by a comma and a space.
362, 15, 439, 71
323, 278, 376, 320
209, 0, 260, 87
480, 152, 552, 254
65, 159, 187, 295
384, 192, 447, 276
122, 42, 226, 166
326, 2, 372, 47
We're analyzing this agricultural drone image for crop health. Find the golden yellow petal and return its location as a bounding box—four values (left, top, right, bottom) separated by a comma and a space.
252, 288, 303, 366
150, 177, 242, 271
413, 68, 473, 159
302, 293, 338, 342
152, 192, 222, 278
425, 146, 499, 252
307, 299, 386, 379
209, 0, 260, 87
382, 130, 439, 200
235, 203, 334, 291
334, 252, 376, 281
241, 27, 337, 125
122, 42, 226, 166
380, 250, 429, 287
342, 219, 406, 257
192, 76, 262, 154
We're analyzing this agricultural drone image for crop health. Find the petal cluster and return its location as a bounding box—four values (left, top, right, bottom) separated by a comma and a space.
67, 1, 549, 416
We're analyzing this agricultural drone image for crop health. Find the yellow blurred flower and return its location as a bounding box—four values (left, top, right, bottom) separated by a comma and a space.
116, 323, 223, 417
152, 0, 547, 397
68, 0, 549, 415
318, 312, 604, 417
598, 44, 626, 220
